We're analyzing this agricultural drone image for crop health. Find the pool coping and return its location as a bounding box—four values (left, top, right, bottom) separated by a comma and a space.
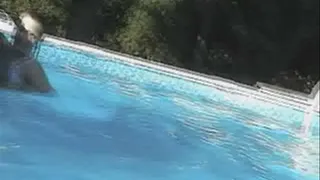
41, 34, 319, 116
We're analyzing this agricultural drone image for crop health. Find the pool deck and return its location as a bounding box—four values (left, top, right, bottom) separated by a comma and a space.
41, 34, 320, 116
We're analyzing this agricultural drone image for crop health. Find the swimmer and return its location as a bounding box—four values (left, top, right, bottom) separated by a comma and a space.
0, 12, 53, 93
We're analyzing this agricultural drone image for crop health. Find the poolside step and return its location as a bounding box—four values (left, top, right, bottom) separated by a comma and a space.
256, 82, 309, 99
255, 82, 319, 113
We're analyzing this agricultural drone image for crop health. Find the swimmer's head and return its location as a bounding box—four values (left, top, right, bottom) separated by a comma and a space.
18, 12, 44, 42
13, 12, 43, 56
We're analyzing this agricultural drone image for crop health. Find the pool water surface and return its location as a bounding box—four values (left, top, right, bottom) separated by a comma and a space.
0, 42, 319, 180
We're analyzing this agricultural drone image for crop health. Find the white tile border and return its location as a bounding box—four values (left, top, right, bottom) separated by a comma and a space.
41, 34, 320, 115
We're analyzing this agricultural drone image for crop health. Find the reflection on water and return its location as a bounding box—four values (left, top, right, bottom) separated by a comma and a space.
0, 63, 318, 180
288, 136, 319, 175
172, 93, 319, 177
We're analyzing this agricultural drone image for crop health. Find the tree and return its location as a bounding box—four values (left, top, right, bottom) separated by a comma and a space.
115, 0, 183, 66
1, 0, 318, 93
0, 0, 71, 36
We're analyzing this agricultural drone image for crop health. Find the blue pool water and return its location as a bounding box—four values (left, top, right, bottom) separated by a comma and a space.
0, 42, 319, 180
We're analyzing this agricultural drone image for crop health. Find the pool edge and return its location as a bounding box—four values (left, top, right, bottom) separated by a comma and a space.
41, 34, 319, 116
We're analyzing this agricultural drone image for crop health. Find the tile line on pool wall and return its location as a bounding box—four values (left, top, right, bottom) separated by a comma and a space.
41, 34, 320, 116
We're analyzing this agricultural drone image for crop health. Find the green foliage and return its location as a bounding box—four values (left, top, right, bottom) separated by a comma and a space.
1, 0, 318, 92
0, 0, 70, 35
117, 5, 156, 57
115, 0, 182, 66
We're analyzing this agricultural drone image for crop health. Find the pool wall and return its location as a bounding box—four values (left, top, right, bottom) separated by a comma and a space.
42, 34, 320, 112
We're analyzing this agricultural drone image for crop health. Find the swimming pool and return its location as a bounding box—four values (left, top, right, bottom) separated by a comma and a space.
0, 39, 319, 180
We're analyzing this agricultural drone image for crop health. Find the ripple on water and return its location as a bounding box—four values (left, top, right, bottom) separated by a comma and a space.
1, 56, 318, 180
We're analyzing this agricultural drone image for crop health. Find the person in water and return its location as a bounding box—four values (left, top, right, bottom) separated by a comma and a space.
0, 12, 53, 93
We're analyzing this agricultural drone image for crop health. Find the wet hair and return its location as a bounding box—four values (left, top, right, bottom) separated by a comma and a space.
13, 11, 44, 58
19, 11, 44, 40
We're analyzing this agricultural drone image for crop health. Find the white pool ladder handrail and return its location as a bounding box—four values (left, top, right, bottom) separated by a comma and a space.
310, 81, 319, 112
302, 81, 319, 135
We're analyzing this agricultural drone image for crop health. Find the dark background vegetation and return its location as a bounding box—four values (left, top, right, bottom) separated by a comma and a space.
1, 0, 319, 93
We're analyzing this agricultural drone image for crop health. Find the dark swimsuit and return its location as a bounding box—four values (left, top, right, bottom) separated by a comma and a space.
1, 32, 52, 92
0, 40, 33, 86
1, 32, 36, 86
8, 57, 34, 85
